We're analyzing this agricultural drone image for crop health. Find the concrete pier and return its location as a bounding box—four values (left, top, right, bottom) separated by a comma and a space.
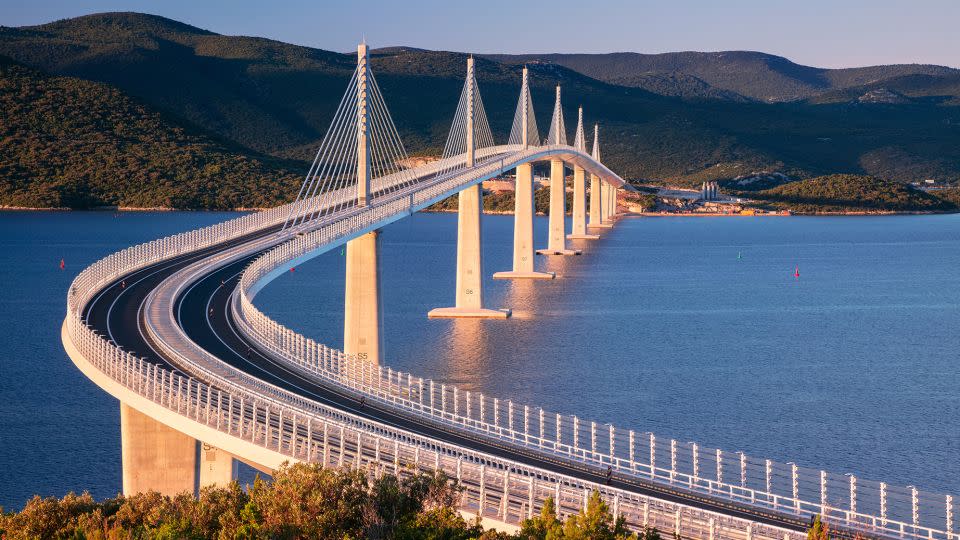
568, 165, 598, 239
537, 159, 581, 256
344, 231, 382, 363
429, 184, 510, 318
121, 403, 236, 496
493, 162, 555, 280
588, 173, 610, 228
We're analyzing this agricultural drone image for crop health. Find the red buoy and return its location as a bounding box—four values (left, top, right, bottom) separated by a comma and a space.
290, 267, 295, 272
59, 259, 65, 270
794, 265, 800, 278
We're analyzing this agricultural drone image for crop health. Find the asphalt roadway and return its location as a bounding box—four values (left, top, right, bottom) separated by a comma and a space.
81, 224, 814, 534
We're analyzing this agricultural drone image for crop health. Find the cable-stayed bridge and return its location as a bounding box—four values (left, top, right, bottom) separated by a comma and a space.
62, 44, 956, 540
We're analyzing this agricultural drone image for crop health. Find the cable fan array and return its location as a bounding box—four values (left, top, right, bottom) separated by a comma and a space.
546, 86, 567, 146
435, 60, 497, 178
283, 61, 414, 231
507, 68, 541, 147
573, 106, 586, 153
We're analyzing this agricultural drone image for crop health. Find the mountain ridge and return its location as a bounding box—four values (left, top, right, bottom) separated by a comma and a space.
484, 51, 960, 103
1, 11, 959, 208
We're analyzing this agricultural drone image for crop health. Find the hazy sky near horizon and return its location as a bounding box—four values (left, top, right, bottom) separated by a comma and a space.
3, 0, 959, 69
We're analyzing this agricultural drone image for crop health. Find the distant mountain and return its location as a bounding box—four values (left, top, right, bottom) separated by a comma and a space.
485, 51, 960, 103
0, 54, 299, 208
1, 12, 960, 209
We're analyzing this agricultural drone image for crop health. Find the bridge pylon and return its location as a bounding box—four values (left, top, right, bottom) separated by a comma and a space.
588, 123, 613, 229
495, 66, 555, 280
568, 107, 599, 240
343, 42, 384, 362
538, 85, 581, 256
430, 56, 511, 318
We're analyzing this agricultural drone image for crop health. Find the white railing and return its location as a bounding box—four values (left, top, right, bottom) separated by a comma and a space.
232, 149, 957, 540
66, 145, 816, 539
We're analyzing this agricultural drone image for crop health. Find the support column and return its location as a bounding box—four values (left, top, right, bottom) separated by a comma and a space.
568, 165, 598, 239
537, 159, 580, 256
429, 185, 510, 318
493, 162, 554, 279
344, 230, 381, 363
198, 442, 238, 489
121, 403, 197, 496
588, 173, 609, 228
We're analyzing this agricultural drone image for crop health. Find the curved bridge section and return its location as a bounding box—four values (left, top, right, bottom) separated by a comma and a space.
62, 45, 956, 540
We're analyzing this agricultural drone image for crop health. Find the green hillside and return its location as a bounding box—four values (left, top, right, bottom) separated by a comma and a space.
2, 13, 960, 209
736, 174, 955, 213
0, 55, 299, 209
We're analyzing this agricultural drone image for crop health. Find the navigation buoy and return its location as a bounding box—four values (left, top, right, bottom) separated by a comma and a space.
290, 267, 295, 272
59, 258, 65, 270
794, 265, 800, 278
737, 251, 742, 260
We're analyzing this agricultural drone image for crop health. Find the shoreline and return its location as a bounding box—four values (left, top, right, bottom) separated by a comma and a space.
1, 206, 955, 217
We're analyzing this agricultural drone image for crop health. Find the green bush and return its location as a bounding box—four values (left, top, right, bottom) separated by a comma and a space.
0, 466, 653, 540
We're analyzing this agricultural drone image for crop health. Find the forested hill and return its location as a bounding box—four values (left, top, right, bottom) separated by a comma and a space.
485, 51, 960, 104
0, 55, 300, 209
1, 13, 960, 209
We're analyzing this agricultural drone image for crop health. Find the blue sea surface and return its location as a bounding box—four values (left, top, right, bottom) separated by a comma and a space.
1, 210, 958, 509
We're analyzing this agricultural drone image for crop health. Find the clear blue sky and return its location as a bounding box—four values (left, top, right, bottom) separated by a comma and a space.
3, 0, 959, 69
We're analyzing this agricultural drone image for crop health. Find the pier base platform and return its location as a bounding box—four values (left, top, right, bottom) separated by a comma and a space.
428, 307, 511, 319
536, 248, 582, 256
492, 271, 556, 280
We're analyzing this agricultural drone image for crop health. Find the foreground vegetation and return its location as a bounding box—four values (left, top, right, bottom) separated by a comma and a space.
0, 464, 653, 539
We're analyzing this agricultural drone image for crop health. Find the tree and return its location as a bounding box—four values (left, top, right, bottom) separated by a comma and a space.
807, 514, 830, 540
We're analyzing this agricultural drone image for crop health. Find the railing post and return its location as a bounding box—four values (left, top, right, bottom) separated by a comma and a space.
528, 476, 535, 519
911, 486, 919, 530
880, 482, 888, 526
739, 452, 747, 489
820, 470, 828, 515
609, 425, 615, 461
508, 401, 514, 433
790, 463, 799, 512
946, 494, 953, 537
556, 413, 562, 447
501, 469, 511, 520
590, 421, 597, 457
524, 405, 529, 444
479, 465, 486, 517
716, 448, 723, 489
766, 459, 773, 498
650, 433, 656, 478
670, 439, 677, 482
629, 430, 635, 471
847, 473, 857, 515
441, 384, 447, 416
539, 409, 545, 447
573, 416, 579, 451
691, 442, 699, 485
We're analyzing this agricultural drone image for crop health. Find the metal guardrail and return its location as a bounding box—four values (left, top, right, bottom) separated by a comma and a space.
63, 145, 883, 539
233, 149, 956, 540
